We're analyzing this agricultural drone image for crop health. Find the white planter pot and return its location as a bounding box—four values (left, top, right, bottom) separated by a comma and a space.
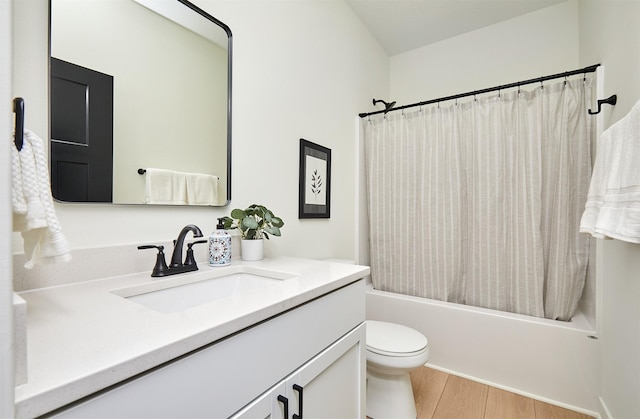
241, 239, 264, 261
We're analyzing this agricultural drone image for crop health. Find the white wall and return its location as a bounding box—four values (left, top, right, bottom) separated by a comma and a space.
390, 0, 579, 105
11, 0, 388, 260
579, 2, 640, 418
1, 0, 14, 416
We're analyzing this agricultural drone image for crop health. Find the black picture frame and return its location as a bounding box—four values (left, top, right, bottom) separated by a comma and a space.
299, 139, 331, 219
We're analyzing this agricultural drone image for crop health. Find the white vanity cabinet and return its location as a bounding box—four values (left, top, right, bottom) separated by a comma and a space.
49, 279, 365, 419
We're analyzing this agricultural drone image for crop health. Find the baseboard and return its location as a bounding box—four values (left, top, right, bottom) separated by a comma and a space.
426, 363, 600, 419
598, 397, 612, 419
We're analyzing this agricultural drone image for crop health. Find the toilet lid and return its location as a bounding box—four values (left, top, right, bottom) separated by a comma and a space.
366, 320, 428, 357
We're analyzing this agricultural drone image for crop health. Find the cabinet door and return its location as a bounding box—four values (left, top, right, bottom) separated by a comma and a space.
231, 382, 288, 419
288, 323, 366, 419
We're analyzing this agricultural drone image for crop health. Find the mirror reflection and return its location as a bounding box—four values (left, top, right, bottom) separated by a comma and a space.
49, 0, 231, 206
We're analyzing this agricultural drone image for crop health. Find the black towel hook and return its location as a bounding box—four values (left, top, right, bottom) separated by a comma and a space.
588, 94, 617, 115
13, 97, 25, 151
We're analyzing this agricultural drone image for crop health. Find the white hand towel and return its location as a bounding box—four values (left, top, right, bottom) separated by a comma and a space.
12, 129, 72, 268
185, 173, 218, 205
143, 168, 188, 205
580, 99, 640, 243
13, 138, 47, 232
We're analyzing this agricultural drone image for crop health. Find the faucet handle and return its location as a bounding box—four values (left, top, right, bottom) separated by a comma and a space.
137, 245, 169, 277
185, 240, 207, 267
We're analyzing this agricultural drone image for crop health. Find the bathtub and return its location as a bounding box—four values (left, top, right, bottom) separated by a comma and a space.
366, 286, 600, 416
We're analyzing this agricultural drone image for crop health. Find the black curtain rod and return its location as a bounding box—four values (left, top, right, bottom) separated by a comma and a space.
359, 64, 601, 118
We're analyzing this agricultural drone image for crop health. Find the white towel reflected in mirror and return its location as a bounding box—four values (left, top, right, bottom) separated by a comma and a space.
186, 173, 218, 206
144, 168, 218, 205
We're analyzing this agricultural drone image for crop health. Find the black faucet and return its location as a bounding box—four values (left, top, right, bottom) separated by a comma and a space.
138, 224, 205, 278
170, 224, 204, 268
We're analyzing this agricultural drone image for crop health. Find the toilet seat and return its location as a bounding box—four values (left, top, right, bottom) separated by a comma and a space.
366, 320, 428, 357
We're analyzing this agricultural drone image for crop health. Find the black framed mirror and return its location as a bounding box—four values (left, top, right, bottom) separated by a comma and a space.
49, 0, 232, 206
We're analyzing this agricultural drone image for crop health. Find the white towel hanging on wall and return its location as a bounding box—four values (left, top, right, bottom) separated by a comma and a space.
12, 129, 72, 268
580, 99, 640, 243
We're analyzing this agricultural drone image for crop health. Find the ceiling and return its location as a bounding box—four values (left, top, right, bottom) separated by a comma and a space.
345, 0, 566, 56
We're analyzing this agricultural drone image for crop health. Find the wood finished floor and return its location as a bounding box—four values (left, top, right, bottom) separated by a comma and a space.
406, 367, 594, 419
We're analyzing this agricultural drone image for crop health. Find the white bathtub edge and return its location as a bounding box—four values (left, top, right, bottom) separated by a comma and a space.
366, 287, 600, 413
366, 286, 596, 334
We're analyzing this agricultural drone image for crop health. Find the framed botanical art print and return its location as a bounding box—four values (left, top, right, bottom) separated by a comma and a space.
299, 139, 331, 218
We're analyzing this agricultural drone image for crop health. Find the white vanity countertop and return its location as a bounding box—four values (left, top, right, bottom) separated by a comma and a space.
14, 257, 369, 419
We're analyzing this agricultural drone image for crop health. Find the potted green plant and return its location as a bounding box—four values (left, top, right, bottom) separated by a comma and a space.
221, 204, 284, 261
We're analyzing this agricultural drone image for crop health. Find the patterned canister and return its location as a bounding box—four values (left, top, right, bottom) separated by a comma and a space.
209, 218, 231, 266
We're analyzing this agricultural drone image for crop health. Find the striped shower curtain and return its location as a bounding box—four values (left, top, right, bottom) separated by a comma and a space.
363, 76, 593, 320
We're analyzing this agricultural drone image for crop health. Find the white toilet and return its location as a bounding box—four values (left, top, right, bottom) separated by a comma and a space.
366, 320, 429, 419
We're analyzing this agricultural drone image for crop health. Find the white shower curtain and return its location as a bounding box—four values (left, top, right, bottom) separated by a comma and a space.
363, 76, 593, 320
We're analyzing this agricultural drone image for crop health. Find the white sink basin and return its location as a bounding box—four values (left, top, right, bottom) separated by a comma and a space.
112, 266, 298, 313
